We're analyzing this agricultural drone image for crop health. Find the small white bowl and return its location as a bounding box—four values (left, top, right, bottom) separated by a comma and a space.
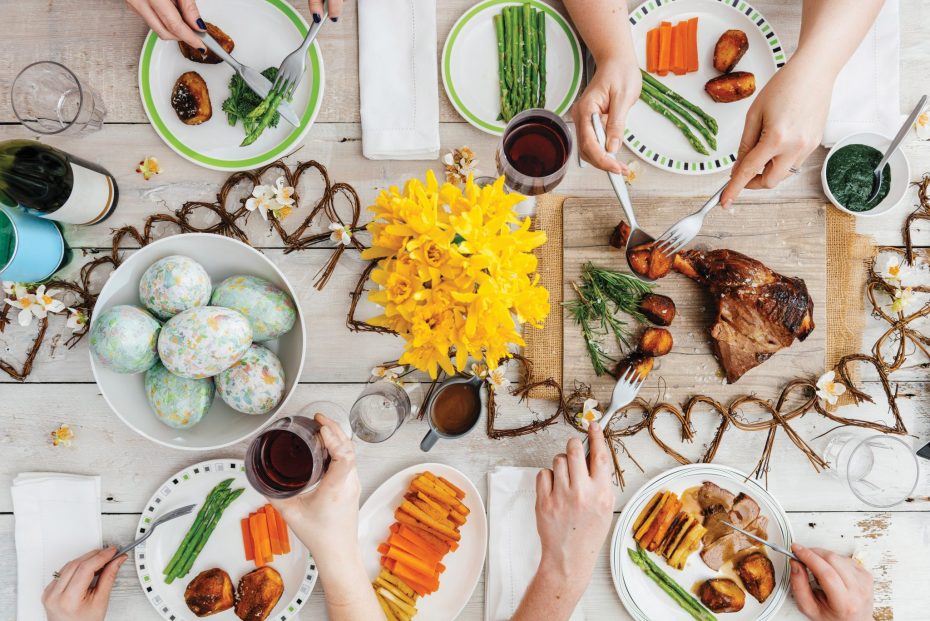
821, 131, 910, 218
89, 233, 306, 451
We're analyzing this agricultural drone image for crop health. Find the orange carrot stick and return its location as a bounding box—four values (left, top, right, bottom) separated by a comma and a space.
673, 23, 687, 75
687, 17, 699, 72
241, 517, 254, 562
399, 502, 461, 540
388, 533, 443, 564
263, 505, 283, 556
394, 511, 459, 551
646, 28, 659, 73
386, 544, 440, 576
271, 505, 290, 554
410, 478, 464, 512
391, 561, 440, 592
657, 22, 672, 75
251, 512, 273, 564
248, 514, 266, 568
436, 475, 466, 500
396, 523, 449, 555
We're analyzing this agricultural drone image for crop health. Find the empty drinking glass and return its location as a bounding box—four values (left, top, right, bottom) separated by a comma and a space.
12, 62, 106, 135
349, 381, 411, 443
822, 432, 920, 507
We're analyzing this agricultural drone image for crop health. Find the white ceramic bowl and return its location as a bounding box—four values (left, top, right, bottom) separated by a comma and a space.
89, 234, 306, 450
821, 131, 910, 218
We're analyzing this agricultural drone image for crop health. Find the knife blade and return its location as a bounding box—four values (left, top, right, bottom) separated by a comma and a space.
197, 31, 302, 128
720, 520, 801, 563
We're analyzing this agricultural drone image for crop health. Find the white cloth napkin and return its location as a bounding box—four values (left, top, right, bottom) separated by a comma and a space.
485, 467, 585, 621
822, 0, 903, 146
12, 473, 102, 621
357, 0, 440, 160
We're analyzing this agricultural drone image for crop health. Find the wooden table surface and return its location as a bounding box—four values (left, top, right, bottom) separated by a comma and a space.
2, 1, 929, 619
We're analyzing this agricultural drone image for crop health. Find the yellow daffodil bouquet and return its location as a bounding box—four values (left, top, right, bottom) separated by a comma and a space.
361, 171, 550, 378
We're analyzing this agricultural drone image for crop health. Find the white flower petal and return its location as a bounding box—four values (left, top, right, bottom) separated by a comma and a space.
17, 308, 32, 326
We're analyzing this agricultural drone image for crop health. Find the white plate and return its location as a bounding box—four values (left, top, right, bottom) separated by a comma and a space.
138, 0, 324, 170
135, 459, 317, 621
626, 0, 784, 174
611, 464, 793, 621
442, 0, 582, 135
358, 463, 488, 620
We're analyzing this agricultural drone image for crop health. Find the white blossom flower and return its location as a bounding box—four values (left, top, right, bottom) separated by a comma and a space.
624, 160, 643, 185
34, 285, 65, 315
469, 362, 489, 379
487, 366, 510, 392
245, 184, 276, 221
442, 147, 478, 184
815, 370, 847, 406
66, 307, 88, 331
915, 109, 930, 140
890, 287, 915, 314
273, 176, 295, 207
576, 398, 603, 430
5, 288, 39, 326
877, 254, 909, 285
372, 365, 404, 379
328, 222, 353, 245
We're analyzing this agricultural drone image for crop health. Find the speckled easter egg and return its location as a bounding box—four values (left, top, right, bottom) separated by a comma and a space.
144, 361, 214, 429
89, 305, 160, 374
215, 344, 286, 415
158, 306, 252, 379
210, 275, 296, 342
138, 255, 212, 320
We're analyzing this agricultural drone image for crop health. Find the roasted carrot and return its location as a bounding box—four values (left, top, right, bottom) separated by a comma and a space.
399, 502, 461, 540
396, 523, 450, 555
388, 533, 443, 565
411, 478, 469, 515
263, 505, 283, 556
271, 505, 290, 554
657, 21, 672, 75
386, 544, 440, 576
406, 494, 449, 523
248, 514, 266, 567
686, 17, 699, 72
414, 491, 465, 526
241, 517, 254, 562
390, 570, 433, 597
435, 475, 466, 500
391, 561, 440, 592
646, 28, 659, 73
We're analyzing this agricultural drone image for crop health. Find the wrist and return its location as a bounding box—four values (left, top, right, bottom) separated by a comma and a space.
787, 45, 843, 84
537, 553, 592, 594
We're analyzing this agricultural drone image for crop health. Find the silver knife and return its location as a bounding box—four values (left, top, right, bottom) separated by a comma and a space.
197, 31, 302, 128
721, 520, 801, 563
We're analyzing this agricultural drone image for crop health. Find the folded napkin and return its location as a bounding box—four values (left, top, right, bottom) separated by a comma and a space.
485, 467, 585, 621
822, 0, 903, 146
357, 0, 440, 160
12, 473, 102, 621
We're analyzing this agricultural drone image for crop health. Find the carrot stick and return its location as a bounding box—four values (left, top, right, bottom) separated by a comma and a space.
251, 512, 273, 564
374, 591, 401, 621
388, 533, 443, 565
248, 514, 266, 568
270, 505, 290, 554
686, 17, 699, 72
411, 478, 469, 515
673, 23, 686, 75
394, 512, 459, 551
263, 505, 282, 556
657, 22, 672, 76
399, 502, 461, 540
390, 523, 401, 535
391, 561, 439, 592
408, 496, 456, 526
396, 523, 449, 555
391, 571, 433, 597
386, 544, 440, 576
241, 517, 254, 562
415, 492, 465, 525
646, 28, 659, 73
436, 475, 466, 500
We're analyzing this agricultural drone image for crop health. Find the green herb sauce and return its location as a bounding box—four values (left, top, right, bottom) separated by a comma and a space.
825, 144, 890, 212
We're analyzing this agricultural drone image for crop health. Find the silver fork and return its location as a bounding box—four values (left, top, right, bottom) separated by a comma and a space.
582, 366, 646, 456
653, 182, 729, 256
272, 4, 328, 99
110, 504, 196, 561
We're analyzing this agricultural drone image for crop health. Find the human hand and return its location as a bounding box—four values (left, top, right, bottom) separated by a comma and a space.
720, 60, 833, 207
125, 0, 206, 50
42, 547, 127, 621
269, 414, 360, 556
308, 0, 343, 23
789, 544, 873, 621
535, 422, 615, 585
572, 57, 642, 174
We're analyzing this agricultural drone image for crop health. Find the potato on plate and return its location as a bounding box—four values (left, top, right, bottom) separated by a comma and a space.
171, 71, 212, 125
713, 29, 749, 73
184, 568, 234, 617
699, 577, 746, 613
178, 22, 234, 64
705, 72, 756, 103
235, 566, 284, 621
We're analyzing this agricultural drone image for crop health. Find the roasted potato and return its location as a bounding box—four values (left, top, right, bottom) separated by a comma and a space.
172, 71, 212, 125
705, 71, 756, 103
639, 327, 673, 357
185, 568, 234, 617
235, 566, 284, 621
178, 22, 234, 64
639, 293, 676, 326
713, 29, 749, 73
610, 221, 631, 250
615, 352, 654, 381
629, 242, 674, 280
699, 578, 746, 613
736, 551, 776, 603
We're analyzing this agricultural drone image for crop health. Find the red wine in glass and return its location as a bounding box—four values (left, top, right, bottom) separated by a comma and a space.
497, 108, 572, 195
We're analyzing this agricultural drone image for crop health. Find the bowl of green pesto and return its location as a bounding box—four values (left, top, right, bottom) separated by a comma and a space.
822, 132, 910, 218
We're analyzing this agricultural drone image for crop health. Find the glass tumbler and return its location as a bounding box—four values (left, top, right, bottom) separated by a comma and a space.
822, 432, 920, 507
11, 61, 106, 135
349, 381, 411, 443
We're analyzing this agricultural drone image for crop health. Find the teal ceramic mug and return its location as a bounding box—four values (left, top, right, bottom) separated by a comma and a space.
0, 198, 66, 282
419, 375, 483, 452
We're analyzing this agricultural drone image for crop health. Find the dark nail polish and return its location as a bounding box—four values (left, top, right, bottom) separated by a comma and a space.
313, 13, 321, 23
196, 17, 206, 30
330, 16, 339, 22
198, 47, 207, 54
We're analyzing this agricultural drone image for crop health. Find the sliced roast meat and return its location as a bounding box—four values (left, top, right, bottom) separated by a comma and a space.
701, 504, 733, 545
697, 481, 736, 512
700, 530, 756, 571
729, 493, 760, 526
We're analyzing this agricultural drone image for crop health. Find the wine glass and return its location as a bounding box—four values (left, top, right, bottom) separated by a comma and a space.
11, 61, 106, 135
496, 108, 573, 196
349, 381, 411, 443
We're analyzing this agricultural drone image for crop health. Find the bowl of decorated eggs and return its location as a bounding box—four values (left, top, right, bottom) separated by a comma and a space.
88, 233, 305, 450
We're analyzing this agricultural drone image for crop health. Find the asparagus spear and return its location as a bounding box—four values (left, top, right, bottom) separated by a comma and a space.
639, 91, 709, 155
628, 547, 717, 621
171, 487, 245, 581
514, 7, 525, 113
494, 14, 511, 121
241, 91, 284, 147
522, 4, 536, 111
641, 82, 717, 151
536, 10, 546, 108
162, 479, 232, 578
506, 7, 520, 118
641, 70, 718, 135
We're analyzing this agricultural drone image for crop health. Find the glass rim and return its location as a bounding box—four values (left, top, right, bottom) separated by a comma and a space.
11, 61, 84, 135
499, 107, 573, 186
846, 434, 919, 508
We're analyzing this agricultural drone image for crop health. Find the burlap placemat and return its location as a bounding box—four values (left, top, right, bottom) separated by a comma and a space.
523, 194, 564, 401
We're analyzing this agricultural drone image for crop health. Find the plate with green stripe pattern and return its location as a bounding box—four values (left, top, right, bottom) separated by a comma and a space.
626, 0, 784, 174
442, 0, 582, 135
138, 0, 324, 171
135, 459, 316, 621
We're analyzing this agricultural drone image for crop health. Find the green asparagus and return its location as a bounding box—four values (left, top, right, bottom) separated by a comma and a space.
641, 70, 718, 135
495, 4, 547, 122
641, 82, 717, 151
536, 10, 546, 108
162, 479, 231, 579
522, 4, 536, 112
171, 487, 245, 581
494, 15, 511, 121
628, 547, 717, 621
639, 91, 709, 155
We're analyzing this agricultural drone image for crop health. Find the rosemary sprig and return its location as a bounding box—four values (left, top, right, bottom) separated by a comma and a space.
565, 263, 654, 376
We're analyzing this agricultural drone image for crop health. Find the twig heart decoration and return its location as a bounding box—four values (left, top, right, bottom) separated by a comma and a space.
487, 354, 565, 438
814, 354, 908, 435
903, 174, 930, 265
866, 251, 930, 372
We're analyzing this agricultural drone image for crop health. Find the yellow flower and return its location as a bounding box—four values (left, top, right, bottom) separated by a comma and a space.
136, 157, 161, 180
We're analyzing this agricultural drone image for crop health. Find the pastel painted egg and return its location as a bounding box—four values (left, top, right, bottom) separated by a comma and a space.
158, 306, 252, 379
210, 275, 296, 342
144, 361, 214, 429
138, 255, 212, 320
215, 344, 286, 415
89, 305, 160, 374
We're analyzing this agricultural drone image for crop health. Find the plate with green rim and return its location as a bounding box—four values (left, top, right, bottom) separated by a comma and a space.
135, 458, 317, 621
625, 0, 783, 174
138, 0, 324, 171
441, 0, 582, 135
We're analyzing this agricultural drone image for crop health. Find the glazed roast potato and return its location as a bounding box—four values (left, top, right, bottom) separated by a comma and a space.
235, 566, 285, 621
699, 578, 746, 613
736, 551, 776, 603
629, 242, 674, 280
713, 29, 749, 73
178, 22, 235, 64
184, 568, 234, 617
638, 293, 676, 326
610, 221, 632, 249
639, 327, 673, 357
705, 71, 756, 103
615, 352, 654, 381
172, 71, 212, 125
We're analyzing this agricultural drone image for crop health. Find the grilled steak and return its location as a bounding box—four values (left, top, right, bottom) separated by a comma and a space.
673, 249, 815, 383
